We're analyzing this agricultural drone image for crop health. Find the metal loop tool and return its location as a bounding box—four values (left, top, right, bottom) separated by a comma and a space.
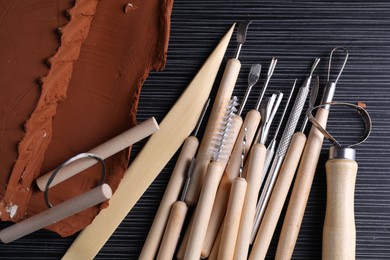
44, 153, 106, 208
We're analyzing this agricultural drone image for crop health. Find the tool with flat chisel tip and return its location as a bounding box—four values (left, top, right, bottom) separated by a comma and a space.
140, 99, 209, 260
185, 21, 252, 207
275, 47, 349, 260
201, 64, 262, 258
62, 24, 235, 260
251, 58, 320, 243
249, 76, 319, 260
306, 102, 371, 260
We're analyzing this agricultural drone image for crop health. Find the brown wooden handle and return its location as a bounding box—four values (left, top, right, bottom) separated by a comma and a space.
323, 158, 357, 260
218, 177, 247, 260
157, 201, 188, 260
139, 136, 198, 260
250, 132, 306, 260
184, 162, 225, 260
0, 184, 112, 244
234, 143, 267, 260
185, 58, 242, 206
275, 108, 329, 260
176, 212, 193, 260
37, 117, 159, 190
208, 221, 222, 260
201, 109, 260, 258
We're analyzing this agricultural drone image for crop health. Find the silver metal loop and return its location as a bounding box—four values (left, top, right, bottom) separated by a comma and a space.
306, 101, 372, 148
327, 46, 349, 84
43, 153, 106, 208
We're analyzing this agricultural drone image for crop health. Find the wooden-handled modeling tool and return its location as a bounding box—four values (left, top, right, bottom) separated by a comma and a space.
156, 159, 196, 260
251, 58, 320, 243
185, 21, 252, 206
140, 100, 209, 260
306, 102, 371, 260
275, 47, 349, 260
249, 76, 320, 259
184, 97, 241, 260
37, 117, 159, 190
201, 64, 261, 258
62, 24, 235, 260
217, 130, 248, 260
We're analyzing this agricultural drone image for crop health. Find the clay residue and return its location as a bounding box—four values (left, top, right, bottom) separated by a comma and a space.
0, 0, 173, 237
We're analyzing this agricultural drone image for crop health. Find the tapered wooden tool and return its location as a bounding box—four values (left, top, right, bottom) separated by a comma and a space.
62, 24, 235, 260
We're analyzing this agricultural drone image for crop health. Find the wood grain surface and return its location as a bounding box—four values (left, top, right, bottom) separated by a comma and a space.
1, 0, 389, 259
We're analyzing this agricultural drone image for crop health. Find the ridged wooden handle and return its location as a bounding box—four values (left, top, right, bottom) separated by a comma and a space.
0, 184, 112, 244
323, 158, 357, 260
139, 136, 198, 260
157, 201, 188, 260
184, 162, 225, 260
201, 110, 260, 258
37, 117, 159, 190
185, 58, 241, 206
234, 143, 267, 260
250, 132, 306, 260
275, 108, 329, 260
218, 177, 247, 260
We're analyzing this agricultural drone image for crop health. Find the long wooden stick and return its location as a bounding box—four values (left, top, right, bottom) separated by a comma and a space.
36, 117, 159, 190
139, 136, 198, 260
0, 184, 112, 244
62, 24, 235, 260
275, 108, 329, 260
249, 132, 306, 260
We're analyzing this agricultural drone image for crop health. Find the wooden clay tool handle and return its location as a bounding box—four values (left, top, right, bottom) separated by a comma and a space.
275, 107, 329, 260
139, 136, 198, 260
37, 117, 159, 190
184, 162, 225, 260
176, 212, 193, 260
218, 177, 247, 260
185, 58, 241, 206
201, 109, 260, 258
249, 132, 306, 260
156, 201, 188, 260
234, 143, 267, 260
0, 184, 112, 244
323, 158, 357, 260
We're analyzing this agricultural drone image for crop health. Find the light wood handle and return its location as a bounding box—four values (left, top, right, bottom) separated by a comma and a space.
37, 117, 159, 190
185, 58, 241, 206
139, 136, 198, 260
276, 108, 329, 260
184, 162, 225, 260
0, 184, 112, 244
234, 143, 267, 260
323, 158, 357, 260
209, 220, 223, 260
176, 212, 193, 260
250, 132, 306, 260
157, 201, 188, 260
201, 110, 260, 258
218, 177, 247, 260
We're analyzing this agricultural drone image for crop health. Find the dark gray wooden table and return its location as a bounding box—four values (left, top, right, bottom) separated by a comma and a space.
1, 0, 390, 259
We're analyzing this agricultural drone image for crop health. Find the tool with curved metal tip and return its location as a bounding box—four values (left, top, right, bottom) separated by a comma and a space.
238, 63, 261, 115
63, 24, 236, 260
250, 77, 320, 260
201, 63, 261, 258
276, 47, 348, 260
255, 58, 278, 111
185, 21, 252, 206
